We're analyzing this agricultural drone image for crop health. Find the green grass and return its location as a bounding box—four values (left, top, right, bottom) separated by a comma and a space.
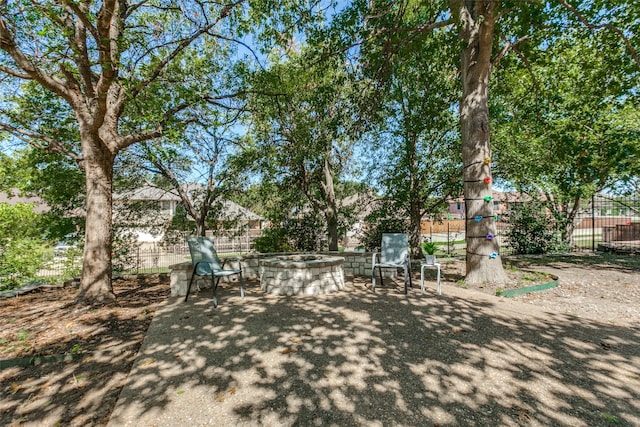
600, 413, 620, 424
16, 330, 30, 341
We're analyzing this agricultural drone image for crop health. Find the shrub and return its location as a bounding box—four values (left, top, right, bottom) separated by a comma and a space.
506, 201, 559, 255
254, 227, 292, 253
0, 238, 51, 291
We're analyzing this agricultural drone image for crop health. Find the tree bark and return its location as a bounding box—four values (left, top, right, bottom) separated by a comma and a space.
324, 157, 339, 251
77, 135, 116, 303
407, 134, 422, 257
455, 0, 507, 285
561, 196, 582, 245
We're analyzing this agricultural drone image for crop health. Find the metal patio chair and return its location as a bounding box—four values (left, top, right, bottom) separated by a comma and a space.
185, 237, 244, 307
371, 233, 412, 294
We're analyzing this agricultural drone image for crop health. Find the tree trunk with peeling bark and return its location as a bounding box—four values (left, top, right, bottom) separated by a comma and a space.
452, 0, 507, 285
324, 157, 340, 251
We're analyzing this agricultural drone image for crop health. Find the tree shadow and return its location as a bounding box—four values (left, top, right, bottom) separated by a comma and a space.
0, 277, 170, 426
107, 278, 640, 426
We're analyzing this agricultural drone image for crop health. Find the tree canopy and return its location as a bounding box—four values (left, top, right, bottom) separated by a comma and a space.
1, 0, 639, 297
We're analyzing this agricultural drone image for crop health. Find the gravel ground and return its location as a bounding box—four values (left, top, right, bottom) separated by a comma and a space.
504, 254, 640, 327
108, 255, 640, 427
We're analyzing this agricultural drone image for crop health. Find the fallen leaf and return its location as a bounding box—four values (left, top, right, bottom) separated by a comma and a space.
138, 358, 156, 366
282, 348, 298, 354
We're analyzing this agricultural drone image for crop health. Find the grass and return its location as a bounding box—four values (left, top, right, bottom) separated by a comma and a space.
600, 413, 620, 424
16, 330, 30, 341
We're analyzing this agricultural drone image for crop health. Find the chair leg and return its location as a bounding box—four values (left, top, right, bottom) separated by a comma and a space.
185, 272, 197, 302
378, 266, 384, 288
371, 267, 376, 292
403, 266, 408, 294
238, 272, 244, 298
212, 276, 221, 308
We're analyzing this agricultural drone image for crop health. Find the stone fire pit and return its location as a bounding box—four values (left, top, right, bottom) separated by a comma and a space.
259, 254, 345, 296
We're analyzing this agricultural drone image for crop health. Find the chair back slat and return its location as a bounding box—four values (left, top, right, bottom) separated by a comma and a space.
187, 237, 223, 275
380, 233, 408, 264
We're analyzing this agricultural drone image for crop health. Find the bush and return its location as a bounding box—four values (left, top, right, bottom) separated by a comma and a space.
254, 213, 327, 253
506, 202, 559, 255
0, 238, 51, 291
359, 217, 411, 252
254, 227, 292, 253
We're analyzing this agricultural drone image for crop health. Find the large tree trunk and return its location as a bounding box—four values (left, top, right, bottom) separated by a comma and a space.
195, 219, 207, 237
408, 135, 422, 257
456, 0, 507, 285
561, 196, 582, 245
77, 137, 116, 303
324, 157, 339, 251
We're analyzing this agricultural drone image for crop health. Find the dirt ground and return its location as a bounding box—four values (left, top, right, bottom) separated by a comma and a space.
0, 275, 170, 426
437, 253, 640, 327
0, 253, 638, 426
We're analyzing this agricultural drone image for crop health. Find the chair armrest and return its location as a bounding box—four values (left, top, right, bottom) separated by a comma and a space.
221, 257, 242, 271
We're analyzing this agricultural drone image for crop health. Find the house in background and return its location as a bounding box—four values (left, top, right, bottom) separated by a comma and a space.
113, 185, 265, 247
0, 189, 49, 213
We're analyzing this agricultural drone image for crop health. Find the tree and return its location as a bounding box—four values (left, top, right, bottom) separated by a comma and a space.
0, 147, 85, 241
133, 116, 246, 238
334, 0, 638, 284
492, 27, 640, 245
0, 1, 316, 302
244, 48, 361, 251
365, 25, 461, 256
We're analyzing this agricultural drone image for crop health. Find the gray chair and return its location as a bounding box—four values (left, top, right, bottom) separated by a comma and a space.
185, 237, 244, 307
371, 233, 412, 294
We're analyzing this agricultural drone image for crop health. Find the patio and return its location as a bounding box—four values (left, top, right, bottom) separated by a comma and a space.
108, 277, 640, 426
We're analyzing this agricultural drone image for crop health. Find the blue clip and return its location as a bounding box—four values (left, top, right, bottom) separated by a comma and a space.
474, 215, 483, 222
486, 233, 494, 240
489, 252, 498, 259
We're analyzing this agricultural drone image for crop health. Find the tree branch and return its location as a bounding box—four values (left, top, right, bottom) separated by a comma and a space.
0, 122, 83, 161
0, 65, 32, 79
560, 0, 640, 70
492, 34, 531, 66
0, 17, 74, 103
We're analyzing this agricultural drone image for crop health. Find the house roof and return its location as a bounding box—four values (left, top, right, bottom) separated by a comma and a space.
114, 185, 264, 221
0, 189, 49, 213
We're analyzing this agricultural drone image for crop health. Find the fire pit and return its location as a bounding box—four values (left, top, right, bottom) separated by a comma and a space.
259, 254, 345, 295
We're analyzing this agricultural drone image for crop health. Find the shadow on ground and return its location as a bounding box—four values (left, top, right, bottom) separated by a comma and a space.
0, 277, 169, 426
108, 278, 640, 426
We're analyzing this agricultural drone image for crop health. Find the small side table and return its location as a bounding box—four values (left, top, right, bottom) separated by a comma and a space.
420, 262, 441, 295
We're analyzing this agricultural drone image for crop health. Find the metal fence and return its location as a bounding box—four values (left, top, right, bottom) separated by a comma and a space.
5, 192, 639, 286
422, 192, 640, 256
